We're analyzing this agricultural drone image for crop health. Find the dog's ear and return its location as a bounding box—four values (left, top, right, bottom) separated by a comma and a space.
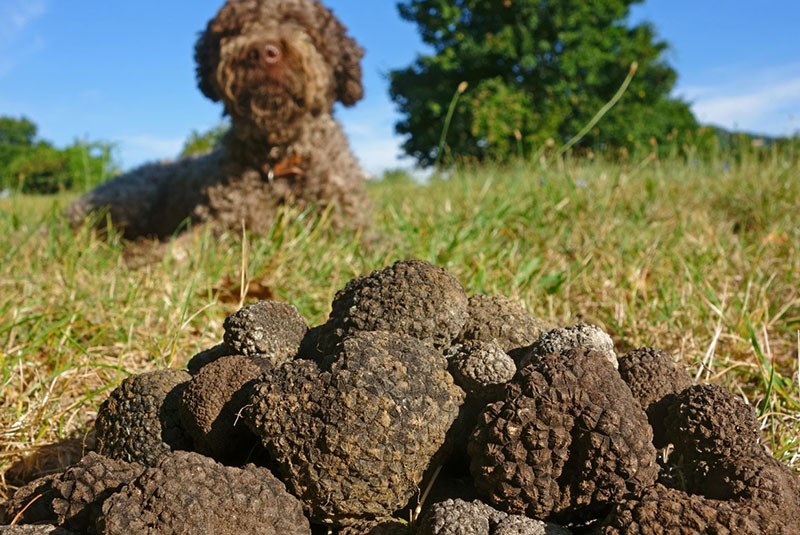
195, 2, 249, 102
334, 34, 364, 106
194, 27, 221, 102
313, 5, 364, 106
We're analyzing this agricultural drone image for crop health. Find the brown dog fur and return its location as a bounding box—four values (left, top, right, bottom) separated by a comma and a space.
68, 0, 368, 239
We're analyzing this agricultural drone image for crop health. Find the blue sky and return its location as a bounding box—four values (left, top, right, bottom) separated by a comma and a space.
1, 1, 798, 174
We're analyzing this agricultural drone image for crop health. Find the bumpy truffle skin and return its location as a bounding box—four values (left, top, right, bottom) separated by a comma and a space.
97, 451, 310, 535
603, 455, 800, 534
336, 519, 411, 534
243, 330, 465, 525
457, 295, 552, 354
185, 342, 234, 374
3, 474, 60, 526
223, 300, 308, 364
418, 498, 569, 535
617, 347, 692, 448
520, 323, 617, 368
418, 499, 493, 535
469, 348, 657, 524
318, 259, 469, 353
665, 383, 762, 485
0, 527, 74, 534
600, 483, 767, 534
446, 340, 516, 400
3, 454, 144, 534
94, 369, 191, 466
178, 356, 267, 460
50, 453, 145, 533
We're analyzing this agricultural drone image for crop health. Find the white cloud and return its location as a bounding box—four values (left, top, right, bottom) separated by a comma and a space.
677, 63, 800, 136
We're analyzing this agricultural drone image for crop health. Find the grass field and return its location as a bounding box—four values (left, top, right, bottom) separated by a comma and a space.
1, 149, 799, 503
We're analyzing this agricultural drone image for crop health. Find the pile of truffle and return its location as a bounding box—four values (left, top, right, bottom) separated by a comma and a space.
3, 259, 800, 534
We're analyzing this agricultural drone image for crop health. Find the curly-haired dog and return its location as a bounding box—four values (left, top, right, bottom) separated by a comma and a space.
68, 0, 367, 239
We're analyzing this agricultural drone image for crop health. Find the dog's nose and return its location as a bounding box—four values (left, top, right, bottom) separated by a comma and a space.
248, 43, 282, 65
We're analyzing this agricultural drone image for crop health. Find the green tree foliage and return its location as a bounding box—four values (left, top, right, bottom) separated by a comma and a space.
180, 122, 230, 157
389, 0, 699, 166
0, 116, 117, 194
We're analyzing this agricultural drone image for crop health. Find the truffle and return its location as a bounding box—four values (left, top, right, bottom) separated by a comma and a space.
601, 458, 800, 534
317, 259, 469, 353
178, 356, 268, 460
600, 483, 766, 534
457, 295, 552, 355
664, 383, 762, 486
3, 453, 144, 534
445, 340, 516, 401
0, 527, 74, 535
519, 323, 617, 368
602, 385, 800, 533
2, 474, 60, 526
417, 498, 569, 535
96, 451, 310, 535
616, 347, 692, 447
336, 519, 411, 535
469, 348, 657, 524
94, 369, 191, 466
243, 330, 464, 525
185, 342, 234, 374
223, 300, 308, 364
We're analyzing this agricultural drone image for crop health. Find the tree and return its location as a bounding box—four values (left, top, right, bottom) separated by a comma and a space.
0, 116, 117, 193
389, 0, 698, 166
180, 122, 230, 157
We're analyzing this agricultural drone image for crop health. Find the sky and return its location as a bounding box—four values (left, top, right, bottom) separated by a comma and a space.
1, 1, 798, 175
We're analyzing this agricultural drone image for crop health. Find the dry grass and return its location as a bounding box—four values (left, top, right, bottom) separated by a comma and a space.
1, 150, 799, 503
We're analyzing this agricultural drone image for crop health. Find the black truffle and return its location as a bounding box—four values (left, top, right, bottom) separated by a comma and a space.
223, 300, 308, 364
469, 348, 657, 524
600, 483, 765, 534
446, 340, 516, 401
665, 383, 762, 486
417, 498, 569, 535
243, 330, 465, 525
94, 369, 191, 466
603, 385, 800, 533
336, 519, 411, 534
317, 259, 469, 353
616, 347, 692, 448
2, 474, 60, 526
519, 323, 617, 368
178, 355, 267, 460
96, 451, 309, 534
186, 342, 234, 374
0, 527, 74, 534
3, 453, 144, 534
457, 295, 552, 355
